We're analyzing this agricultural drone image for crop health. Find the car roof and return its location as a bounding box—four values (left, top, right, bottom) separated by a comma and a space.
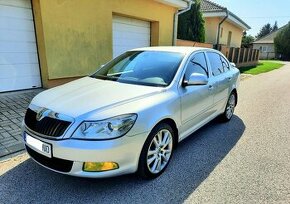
130, 46, 213, 55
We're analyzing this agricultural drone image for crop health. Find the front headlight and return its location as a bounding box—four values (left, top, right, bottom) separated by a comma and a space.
72, 114, 137, 140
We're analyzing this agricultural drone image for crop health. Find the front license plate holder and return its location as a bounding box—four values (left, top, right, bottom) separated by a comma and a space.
25, 133, 52, 158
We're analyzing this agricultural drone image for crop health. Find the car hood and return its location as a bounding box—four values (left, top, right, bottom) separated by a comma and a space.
31, 77, 163, 118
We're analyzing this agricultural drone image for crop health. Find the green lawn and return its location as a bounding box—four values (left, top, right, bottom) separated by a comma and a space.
239, 60, 285, 75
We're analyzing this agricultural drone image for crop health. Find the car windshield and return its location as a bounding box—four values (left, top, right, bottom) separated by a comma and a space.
91, 51, 185, 87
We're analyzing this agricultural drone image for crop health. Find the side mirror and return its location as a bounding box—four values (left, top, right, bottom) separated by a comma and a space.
101, 64, 105, 68
230, 62, 236, 67
183, 73, 208, 86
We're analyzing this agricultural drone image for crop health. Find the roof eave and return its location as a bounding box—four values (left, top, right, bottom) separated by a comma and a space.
154, 0, 188, 9
203, 11, 251, 30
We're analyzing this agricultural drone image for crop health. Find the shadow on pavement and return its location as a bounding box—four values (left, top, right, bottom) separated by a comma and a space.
0, 115, 245, 204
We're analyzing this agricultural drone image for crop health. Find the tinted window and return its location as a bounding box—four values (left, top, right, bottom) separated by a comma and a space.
91, 51, 184, 87
184, 52, 208, 80
207, 52, 224, 76
220, 55, 230, 71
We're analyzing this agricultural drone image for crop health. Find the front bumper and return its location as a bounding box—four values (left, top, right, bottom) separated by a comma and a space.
23, 128, 148, 178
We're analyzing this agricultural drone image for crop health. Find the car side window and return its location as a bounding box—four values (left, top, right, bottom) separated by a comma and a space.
184, 52, 208, 80
220, 55, 230, 71
207, 52, 225, 76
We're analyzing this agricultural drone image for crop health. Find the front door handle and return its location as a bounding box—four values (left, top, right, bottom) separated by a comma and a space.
228, 77, 232, 82
208, 85, 214, 90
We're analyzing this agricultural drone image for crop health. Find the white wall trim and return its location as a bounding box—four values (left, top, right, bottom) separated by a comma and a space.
154, 0, 188, 8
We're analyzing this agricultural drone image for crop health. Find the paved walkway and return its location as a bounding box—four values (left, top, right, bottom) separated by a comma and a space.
0, 89, 43, 158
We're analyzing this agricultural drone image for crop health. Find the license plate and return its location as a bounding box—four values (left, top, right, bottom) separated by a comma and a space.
25, 133, 52, 158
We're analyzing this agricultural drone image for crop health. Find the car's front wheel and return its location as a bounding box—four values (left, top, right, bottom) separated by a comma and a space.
138, 123, 175, 179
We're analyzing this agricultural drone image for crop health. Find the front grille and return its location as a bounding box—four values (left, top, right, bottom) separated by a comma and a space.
24, 108, 71, 137
26, 145, 73, 173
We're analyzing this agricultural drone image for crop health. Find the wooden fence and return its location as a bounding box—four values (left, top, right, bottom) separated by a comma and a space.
176, 39, 260, 68
218, 45, 260, 68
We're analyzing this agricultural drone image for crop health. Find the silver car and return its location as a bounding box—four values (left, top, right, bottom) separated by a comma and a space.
22, 47, 240, 179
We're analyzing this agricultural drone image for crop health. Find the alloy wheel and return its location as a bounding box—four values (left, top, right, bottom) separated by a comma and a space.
146, 129, 173, 174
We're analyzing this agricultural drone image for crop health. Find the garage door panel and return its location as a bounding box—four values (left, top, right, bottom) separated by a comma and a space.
0, 42, 37, 53
0, 5, 32, 19
113, 16, 150, 28
113, 16, 150, 58
113, 24, 150, 33
0, 0, 40, 92
0, 52, 38, 65
113, 33, 150, 41
113, 25, 150, 35
0, 0, 31, 8
0, 16, 34, 31
113, 40, 151, 47
0, 29, 36, 42
0, 64, 40, 79
0, 76, 41, 92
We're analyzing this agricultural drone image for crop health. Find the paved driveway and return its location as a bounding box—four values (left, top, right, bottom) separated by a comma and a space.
0, 89, 42, 157
1, 63, 290, 203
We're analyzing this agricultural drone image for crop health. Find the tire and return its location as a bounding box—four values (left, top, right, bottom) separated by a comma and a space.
220, 92, 236, 122
138, 123, 175, 179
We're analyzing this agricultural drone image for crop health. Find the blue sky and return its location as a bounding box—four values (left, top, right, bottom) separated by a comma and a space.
212, 0, 290, 37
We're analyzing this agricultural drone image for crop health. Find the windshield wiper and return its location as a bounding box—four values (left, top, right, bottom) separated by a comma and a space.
90, 75, 117, 81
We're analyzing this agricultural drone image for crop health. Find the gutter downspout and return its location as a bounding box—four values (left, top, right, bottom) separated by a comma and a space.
172, 0, 194, 45
216, 9, 229, 49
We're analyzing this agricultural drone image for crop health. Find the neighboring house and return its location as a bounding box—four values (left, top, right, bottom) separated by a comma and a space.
0, 0, 188, 92
200, 0, 250, 48
252, 26, 285, 60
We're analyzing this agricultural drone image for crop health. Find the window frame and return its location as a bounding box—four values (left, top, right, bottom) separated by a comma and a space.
183, 52, 209, 80
206, 51, 231, 77
178, 51, 210, 87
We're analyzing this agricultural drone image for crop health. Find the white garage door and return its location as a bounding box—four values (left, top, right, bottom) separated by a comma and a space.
0, 0, 41, 92
113, 16, 150, 58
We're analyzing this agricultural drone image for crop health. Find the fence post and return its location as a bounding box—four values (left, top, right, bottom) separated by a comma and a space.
242, 48, 246, 63
236, 48, 241, 65
247, 49, 251, 62
251, 49, 255, 62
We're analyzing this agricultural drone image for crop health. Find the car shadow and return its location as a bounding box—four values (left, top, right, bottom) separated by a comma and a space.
0, 115, 245, 204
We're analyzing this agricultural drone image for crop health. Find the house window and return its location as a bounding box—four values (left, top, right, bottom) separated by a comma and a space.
227, 31, 232, 47
220, 27, 223, 38
262, 46, 267, 53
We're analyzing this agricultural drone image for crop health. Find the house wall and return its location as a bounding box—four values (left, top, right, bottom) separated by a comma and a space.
204, 17, 243, 48
32, 0, 177, 88
253, 43, 276, 59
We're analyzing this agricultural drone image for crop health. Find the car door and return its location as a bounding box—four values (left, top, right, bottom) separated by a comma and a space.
179, 52, 214, 132
205, 52, 231, 112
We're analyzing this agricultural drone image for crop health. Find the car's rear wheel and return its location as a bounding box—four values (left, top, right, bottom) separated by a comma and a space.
138, 123, 175, 179
221, 92, 236, 122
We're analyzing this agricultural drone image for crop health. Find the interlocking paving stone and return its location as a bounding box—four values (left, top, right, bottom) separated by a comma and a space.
0, 89, 43, 157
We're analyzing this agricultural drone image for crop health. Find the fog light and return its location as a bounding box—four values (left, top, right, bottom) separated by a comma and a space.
83, 162, 119, 172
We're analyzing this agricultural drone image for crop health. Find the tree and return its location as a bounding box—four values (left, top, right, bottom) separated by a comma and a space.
274, 22, 290, 60
256, 22, 279, 39
241, 31, 255, 48
256, 23, 272, 39
177, 0, 205, 42
272, 21, 278, 32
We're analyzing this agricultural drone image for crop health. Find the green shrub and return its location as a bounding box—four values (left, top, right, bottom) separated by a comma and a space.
274, 22, 290, 60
